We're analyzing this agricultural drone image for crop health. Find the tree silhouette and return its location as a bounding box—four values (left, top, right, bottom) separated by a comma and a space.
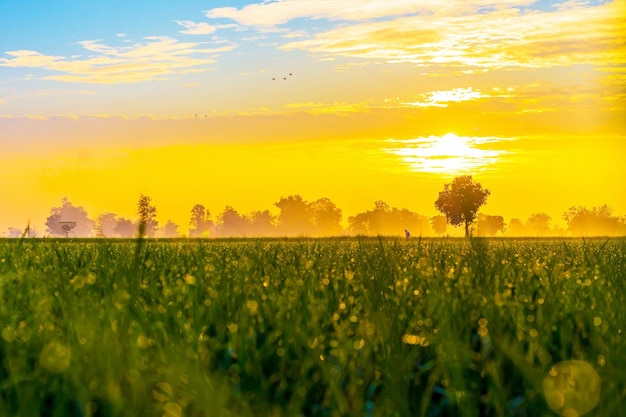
310, 197, 343, 236
96, 212, 119, 237
476, 214, 505, 237
563, 205, 626, 236
249, 210, 277, 237
434, 175, 490, 237
45, 198, 95, 237
59, 221, 77, 238
189, 204, 214, 237
114, 217, 136, 238
162, 220, 181, 238
275, 195, 314, 236
216, 206, 249, 237
430, 215, 447, 236
137, 194, 158, 238
348, 201, 429, 236
527, 213, 552, 236
506, 218, 526, 236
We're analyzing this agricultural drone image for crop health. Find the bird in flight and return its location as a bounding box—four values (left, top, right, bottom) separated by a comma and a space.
272, 73, 293, 81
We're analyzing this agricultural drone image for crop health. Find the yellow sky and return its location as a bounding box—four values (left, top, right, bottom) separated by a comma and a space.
1, 0, 625, 234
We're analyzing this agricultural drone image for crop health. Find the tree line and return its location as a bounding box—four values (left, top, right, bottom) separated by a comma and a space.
4, 176, 626, 238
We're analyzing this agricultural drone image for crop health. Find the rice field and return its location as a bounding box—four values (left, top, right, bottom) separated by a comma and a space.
0, 237, 624, 417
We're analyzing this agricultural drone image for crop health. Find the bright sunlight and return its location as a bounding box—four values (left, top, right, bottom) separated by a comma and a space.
385, 133, 508, 175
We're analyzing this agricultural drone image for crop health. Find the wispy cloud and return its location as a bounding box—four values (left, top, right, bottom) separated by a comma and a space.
205, 0, 537, 27
400, 87, 488, 108
0, 36, 235, 84
276, 1, 624, 71
173, 20, 218, 35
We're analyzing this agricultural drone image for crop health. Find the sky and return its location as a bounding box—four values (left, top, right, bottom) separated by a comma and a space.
1, 0, 625, 235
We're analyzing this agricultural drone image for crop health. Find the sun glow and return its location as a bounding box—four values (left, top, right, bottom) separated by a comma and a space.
386, 133, 508, 174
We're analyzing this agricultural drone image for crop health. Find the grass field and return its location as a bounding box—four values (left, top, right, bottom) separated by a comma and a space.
0, 237, 624, 417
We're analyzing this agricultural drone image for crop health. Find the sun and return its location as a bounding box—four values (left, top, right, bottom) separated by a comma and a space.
386, 133, 506, 175
430, 133, 473, 157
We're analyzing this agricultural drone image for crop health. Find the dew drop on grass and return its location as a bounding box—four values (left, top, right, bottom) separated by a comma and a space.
112, 290, 130, 309
137, 335, 154, 349
1, 326, 16, 343
39, 342, 72, 373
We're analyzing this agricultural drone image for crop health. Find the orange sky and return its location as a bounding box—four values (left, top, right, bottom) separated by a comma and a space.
1, 0, 625, 235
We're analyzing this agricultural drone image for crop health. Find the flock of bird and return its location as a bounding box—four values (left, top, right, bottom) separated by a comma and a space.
194, 72, 294, 118
273, 73, 293, 81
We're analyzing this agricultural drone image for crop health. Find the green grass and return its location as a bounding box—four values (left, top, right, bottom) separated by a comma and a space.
0, 237, 624, 416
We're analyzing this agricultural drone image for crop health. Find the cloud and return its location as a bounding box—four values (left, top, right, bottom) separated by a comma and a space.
173, 20, 218, 35
205, 0, 537, 27
277, 1, 624, 71
0, 37, 236, 84
401, 87, 487, 108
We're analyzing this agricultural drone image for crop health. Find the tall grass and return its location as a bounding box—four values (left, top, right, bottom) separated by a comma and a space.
0, 237, 624, 416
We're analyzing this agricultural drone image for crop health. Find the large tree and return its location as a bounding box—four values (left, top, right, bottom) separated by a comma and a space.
275, 195, 314, 236
434, 175, 490, 237
189, 204, 214, 237
45, 198, 95, 237
137, 194, 158, 238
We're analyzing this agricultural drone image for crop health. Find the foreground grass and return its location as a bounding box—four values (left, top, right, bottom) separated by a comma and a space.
0, 237, 624, 416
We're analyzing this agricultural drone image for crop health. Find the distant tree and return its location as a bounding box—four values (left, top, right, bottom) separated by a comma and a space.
96, 212, 119, 237
217, 206, 250, 237
368, 200, 391, 235
476, 214, 506, 237
526, 213, 552, 236
434, 175, 490, 237
347, 212, 370, 235
7, 227, 23, 238
275, 195, 314, 236
114, 217, 136, 238
310, 197, 343, 236
347, 201, 429, 236
430, 215, 447, 236
189, 204, 214, 237
506, 218, 526, 236
45, 198, 95, 237
563, 205, 626, 236
137, 194, 158, 238
249, 210, 277, 237
162, 220, 181, 238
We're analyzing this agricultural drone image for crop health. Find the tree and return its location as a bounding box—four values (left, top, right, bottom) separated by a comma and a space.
563, 205, 626, 236
275, 195, 314, 236
189, 204, 214, 237
506, 218, 526, 236
162, 220, 181, 238
310, 197, 343, 236
476, 214, 506, 237
7, 227, 23, 238
249, 210, 277, 237
114, 217, 136, 238
434, 175, 490, 237
430, 215, 447, 236
137, 194, 158, 238
45, 198, 95, 237
347, 201, 429, 236
96, 212, 119, 237
526, 213, 552, 236
216, 206, 250, 237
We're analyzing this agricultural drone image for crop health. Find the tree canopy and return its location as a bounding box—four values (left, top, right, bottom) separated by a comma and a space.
434, 175, 490, 237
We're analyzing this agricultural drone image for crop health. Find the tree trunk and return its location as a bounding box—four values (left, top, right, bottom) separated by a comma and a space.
465, 221, 470, 237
